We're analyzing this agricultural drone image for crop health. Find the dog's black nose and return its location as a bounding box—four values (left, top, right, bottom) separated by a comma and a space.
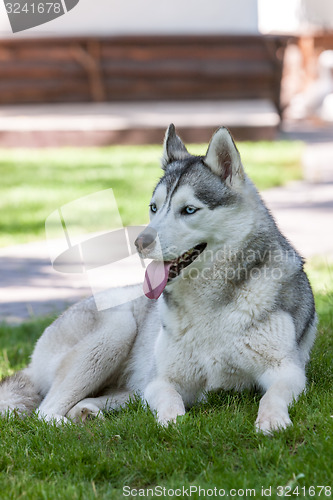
135, 227, 157, 252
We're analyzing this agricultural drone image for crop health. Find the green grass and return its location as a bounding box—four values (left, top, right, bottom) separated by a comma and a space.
0, 142, 303, 247
0, 259, 332, 499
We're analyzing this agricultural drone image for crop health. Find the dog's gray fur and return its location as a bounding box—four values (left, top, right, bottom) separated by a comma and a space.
0, 125, 316, 433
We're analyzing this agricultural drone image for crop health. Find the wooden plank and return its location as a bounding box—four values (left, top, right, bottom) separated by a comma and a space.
0, 80, 91, 103
102, 60, 273, 78
100, 45, 270, 62
0, 34, 289, 48
103, 78, 274, 101
0, 61, 83, 79
0, 46, 80, 61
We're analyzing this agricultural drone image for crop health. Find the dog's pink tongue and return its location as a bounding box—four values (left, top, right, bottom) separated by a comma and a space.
143, 260, 171, 300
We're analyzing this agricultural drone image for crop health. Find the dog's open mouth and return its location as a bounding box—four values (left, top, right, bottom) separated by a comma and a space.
143, 243, 207, 300
167, 243, 207, 282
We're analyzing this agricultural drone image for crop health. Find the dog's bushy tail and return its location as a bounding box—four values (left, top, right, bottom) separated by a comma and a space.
0, 369, 41, 417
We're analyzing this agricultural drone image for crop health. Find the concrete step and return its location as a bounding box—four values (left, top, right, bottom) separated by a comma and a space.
0, 99, 280, 147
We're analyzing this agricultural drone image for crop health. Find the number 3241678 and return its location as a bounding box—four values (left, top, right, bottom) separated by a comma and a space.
277, 486, 331, 497
5, 3, 62, 14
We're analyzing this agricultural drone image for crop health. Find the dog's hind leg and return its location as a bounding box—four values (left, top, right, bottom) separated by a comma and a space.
37, 313, 137, 423
0, 369, 42, 417
66, 390, 131, 423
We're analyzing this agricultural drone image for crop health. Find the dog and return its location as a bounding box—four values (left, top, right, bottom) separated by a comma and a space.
0, 125, 317, 434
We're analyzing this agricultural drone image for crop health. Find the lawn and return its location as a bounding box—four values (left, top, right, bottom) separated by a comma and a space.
0, 141, 303, 247
1, 141, 332, 499
0, 260, 332, 499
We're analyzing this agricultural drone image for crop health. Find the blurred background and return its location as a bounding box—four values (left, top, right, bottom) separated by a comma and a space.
0, 0, 332, 144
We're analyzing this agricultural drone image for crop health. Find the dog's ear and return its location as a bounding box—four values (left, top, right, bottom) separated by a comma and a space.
204, 127, 244, 185
162, 124, 191, 170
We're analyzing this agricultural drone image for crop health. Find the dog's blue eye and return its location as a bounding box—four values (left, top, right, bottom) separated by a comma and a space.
183, 206, 198, 215
150, 203, 157, 213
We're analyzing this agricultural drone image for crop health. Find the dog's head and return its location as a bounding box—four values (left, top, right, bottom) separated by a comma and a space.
135, 124, 253, 299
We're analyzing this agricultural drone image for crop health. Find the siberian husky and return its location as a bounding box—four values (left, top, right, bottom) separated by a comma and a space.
0, 125, 317, 434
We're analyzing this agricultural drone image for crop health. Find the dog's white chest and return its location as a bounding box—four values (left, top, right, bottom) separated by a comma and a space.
156, 296, 258, 404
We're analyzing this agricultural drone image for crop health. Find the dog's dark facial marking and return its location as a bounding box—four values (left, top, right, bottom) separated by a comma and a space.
162, 157, 201, 197
193, 174, 239, 209
156, 158, 239, 211
176, 160, 239, 209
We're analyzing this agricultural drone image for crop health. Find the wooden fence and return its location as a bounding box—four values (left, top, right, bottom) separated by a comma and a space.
0, 35, 289, 111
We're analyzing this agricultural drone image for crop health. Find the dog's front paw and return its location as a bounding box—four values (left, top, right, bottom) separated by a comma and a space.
67, 401, 104, 423
255, 408, 292, 435
144, 379, 186, 426
0, 404, 16, 417
156, 406, 186, 426
37, 411, 70, 425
